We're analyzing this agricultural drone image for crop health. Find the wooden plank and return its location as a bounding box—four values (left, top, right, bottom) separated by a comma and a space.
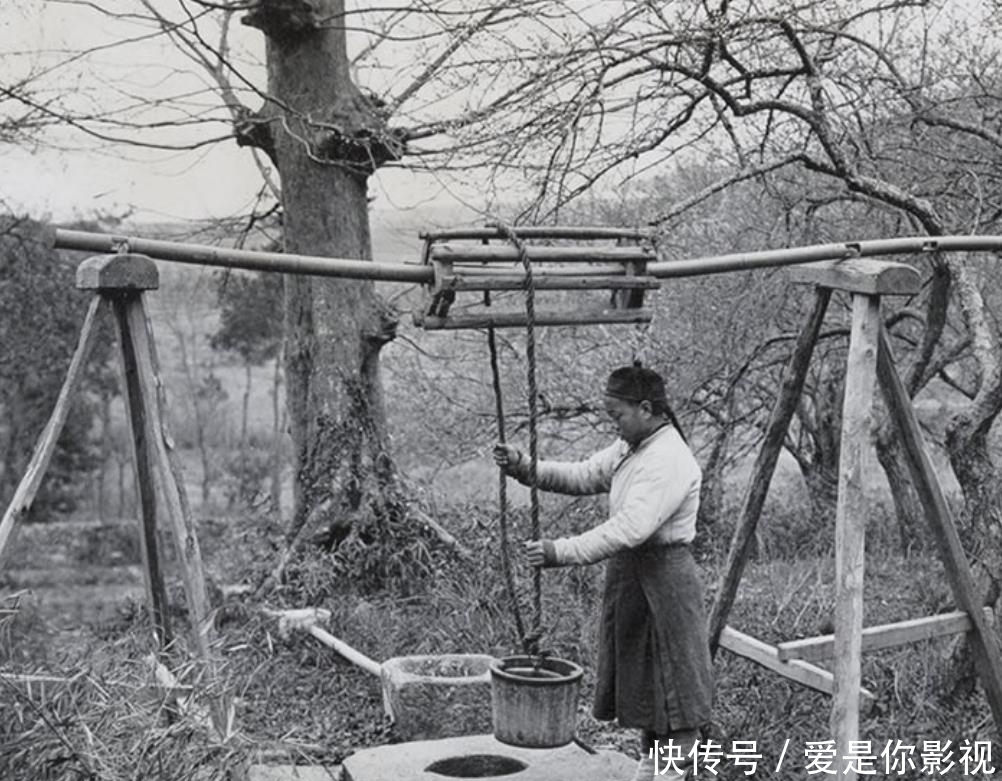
431, 245, 653, 264
778, 608, 996, 662
123, 296, 216, 660
420, 226, 653, 241
112, 296, 172, 652
719, 626, 875, 702
877, 325, 1002, 734
458, 264, 625, 277
0, 296, 106, 568
831, 293, 881, 775
787, 259, 921, 296
438, 274, 659, 292
709, 288, 831, 652
415, 308, 653, 330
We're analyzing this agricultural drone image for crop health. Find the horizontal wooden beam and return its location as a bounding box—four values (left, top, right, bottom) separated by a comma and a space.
438, 274, 659, 292
54, 228, 432, 283
414, 308, 653, 330
421, 226, 652, 241
54, 228, 1002, 283
719, 626, 875, 702
786, 258, 921, 296
431, 245, 654, 264
647, 235, 1002, 279
455, 264, 626, 277
778, 608, 996, 663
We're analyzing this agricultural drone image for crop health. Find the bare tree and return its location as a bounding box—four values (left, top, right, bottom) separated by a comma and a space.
7, 2, 1002, 605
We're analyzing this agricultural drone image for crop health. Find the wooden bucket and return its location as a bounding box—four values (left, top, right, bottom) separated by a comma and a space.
489, 655, 583, 748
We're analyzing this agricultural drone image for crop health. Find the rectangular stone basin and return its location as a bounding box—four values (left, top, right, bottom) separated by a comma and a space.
381, 654, 496, 741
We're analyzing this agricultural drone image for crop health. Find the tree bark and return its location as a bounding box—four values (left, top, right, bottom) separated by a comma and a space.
945, 422, 1002, 606
802, 464, 839, 545
874, 422, 926, 554
246, 0, 403, 546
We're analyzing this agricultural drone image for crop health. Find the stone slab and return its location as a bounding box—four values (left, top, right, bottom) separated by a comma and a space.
248, 764, 342, 781
341, 733, 635, 780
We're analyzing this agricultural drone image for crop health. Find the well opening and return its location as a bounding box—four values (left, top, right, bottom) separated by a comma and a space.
425, 754, 528, 777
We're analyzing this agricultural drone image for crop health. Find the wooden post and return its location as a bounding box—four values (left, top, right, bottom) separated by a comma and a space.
830, 293, 881, 779
708, 288, 830, 653
877, 326, 1002, 732
78, 255, 172, 651
0, 296, 107, 568
112, 294, 173, 650
126, 298, 216, 660
78, 254, 230, 737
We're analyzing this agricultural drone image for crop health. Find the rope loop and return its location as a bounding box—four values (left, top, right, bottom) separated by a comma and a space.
494, 222, 543, 651
486, 313, 527, 644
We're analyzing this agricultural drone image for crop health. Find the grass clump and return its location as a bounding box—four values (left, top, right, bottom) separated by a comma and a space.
3, 500, 1000, 778
1, 593, 246, 780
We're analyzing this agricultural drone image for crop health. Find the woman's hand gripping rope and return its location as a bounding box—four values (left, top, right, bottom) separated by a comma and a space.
493, 444, 557, 568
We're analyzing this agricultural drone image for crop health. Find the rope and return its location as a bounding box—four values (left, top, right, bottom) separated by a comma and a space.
486, 301, 527, 645
496, 222, 543, 655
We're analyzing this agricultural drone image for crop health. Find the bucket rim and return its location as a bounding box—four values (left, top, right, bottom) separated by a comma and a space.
489, 654, 584, 685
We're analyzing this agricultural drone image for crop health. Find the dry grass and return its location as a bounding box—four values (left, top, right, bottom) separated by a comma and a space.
0, 592, 246, 780
3, 502, 1000, 780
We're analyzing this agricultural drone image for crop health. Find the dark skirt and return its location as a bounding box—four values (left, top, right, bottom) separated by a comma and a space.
593, 543, 713, 733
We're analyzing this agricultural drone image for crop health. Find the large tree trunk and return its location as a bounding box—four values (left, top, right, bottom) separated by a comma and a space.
874, 424, 927, 554
941, 419, 1002, 701
945, 421, 1002, 604
801, 464, 838, 548
245, 0, 404, 548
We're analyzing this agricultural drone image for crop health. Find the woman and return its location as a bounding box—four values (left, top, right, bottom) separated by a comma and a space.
493, 364, 713, 781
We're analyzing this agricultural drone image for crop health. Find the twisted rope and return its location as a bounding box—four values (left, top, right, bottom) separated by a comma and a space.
495, 222, 542, 654
486, 305, 527, 645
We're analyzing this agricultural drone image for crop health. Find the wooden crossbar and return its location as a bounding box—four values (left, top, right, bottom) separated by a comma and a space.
430, 245, 654, 264
436, 274, 659, 292
455, 264, 626, 277
420, 226, 653, 241
415, 308, 654, 330
719, 626, 876, 702
418, 230, 658, 328
777, 608, 996, 663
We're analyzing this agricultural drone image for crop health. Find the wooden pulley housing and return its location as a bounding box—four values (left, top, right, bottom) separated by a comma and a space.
412, 226, 660, 330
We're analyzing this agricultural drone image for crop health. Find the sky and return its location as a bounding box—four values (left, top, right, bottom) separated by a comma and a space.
1, 0, 478, 227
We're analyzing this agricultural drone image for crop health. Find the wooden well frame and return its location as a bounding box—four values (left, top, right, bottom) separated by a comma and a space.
1, 228, 1000, 767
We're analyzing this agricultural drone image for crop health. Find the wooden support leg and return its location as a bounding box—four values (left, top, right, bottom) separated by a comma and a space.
709, 288, 831, 653
877, 326, 1002, 734
78, 253, 231, 740
124, 293, 233, 738
112, 294, 173, 652
0, 296, 107, 568
831, 293, 881, 779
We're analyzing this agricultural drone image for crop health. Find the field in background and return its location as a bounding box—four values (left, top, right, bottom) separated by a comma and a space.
2, 213, 999, 778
